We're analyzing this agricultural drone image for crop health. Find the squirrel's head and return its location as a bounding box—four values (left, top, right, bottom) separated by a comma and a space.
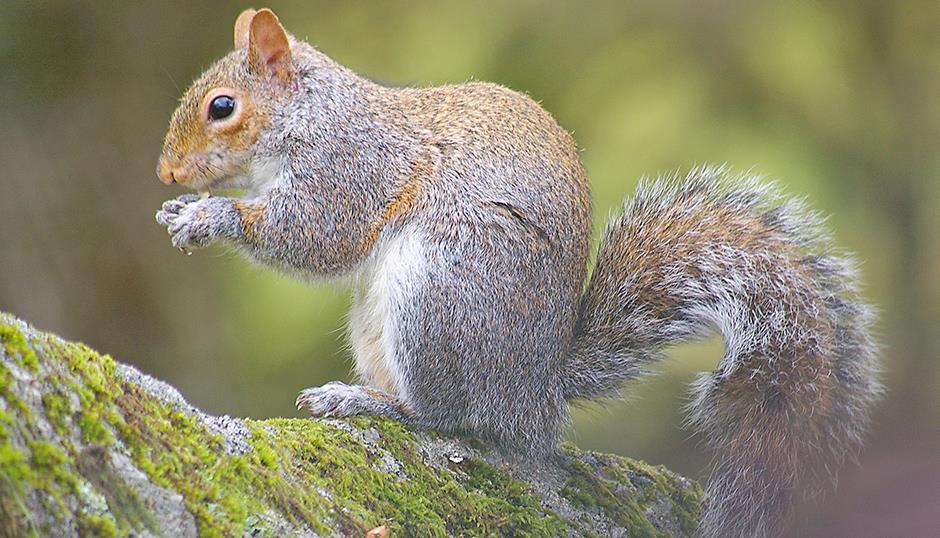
157, 8, 294, 192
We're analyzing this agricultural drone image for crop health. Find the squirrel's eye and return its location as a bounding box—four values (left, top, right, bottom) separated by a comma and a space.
208, 95, 236, 121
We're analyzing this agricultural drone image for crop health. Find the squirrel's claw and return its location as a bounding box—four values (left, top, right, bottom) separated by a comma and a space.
156, 194, 200, 226
156, 194, 218, 252
155, 209, 175, 227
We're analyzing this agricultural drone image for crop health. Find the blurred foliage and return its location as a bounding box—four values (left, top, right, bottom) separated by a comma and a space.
1, 1, 938, 535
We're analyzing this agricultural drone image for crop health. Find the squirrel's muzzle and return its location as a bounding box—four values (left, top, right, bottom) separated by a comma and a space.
156, 157, 179, 185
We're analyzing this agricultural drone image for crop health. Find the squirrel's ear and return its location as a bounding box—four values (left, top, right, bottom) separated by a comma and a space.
248, 9, 293, 82
234, 8, 257, 49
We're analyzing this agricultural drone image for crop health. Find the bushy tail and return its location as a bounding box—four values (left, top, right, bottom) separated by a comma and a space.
565, 167, 881, 538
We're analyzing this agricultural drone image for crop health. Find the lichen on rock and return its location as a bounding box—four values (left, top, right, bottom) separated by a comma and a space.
0, 312, 702, 537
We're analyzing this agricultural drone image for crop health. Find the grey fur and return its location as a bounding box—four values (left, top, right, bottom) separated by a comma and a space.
567, 167, 881, 537
295, 382, 415, 424
156, 20, 880, 538
157, 194, 242, 250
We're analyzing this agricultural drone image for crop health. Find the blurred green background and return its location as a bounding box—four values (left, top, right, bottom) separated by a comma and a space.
1, 1, 937, 536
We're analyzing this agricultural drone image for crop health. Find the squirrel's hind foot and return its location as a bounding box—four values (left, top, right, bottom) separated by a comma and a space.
296, 381, 415, 424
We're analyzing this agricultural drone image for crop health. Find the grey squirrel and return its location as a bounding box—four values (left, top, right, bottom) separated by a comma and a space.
155, 9, 881, 537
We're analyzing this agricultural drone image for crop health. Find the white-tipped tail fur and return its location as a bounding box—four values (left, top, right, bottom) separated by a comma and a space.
566, 166, 881, 537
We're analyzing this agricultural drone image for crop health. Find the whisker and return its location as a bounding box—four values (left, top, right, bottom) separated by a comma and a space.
162, 67, 182, 94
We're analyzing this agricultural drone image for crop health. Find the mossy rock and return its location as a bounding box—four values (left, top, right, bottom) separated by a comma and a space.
0, 312, 702, 537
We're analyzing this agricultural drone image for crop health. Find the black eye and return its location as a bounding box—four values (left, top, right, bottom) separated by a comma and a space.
208, 95, 236, 121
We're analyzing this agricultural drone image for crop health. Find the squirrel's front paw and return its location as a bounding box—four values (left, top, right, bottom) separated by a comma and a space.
155, 195, 236, 251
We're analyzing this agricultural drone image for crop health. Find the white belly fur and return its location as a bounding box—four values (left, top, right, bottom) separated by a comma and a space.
348, 227, 426, 401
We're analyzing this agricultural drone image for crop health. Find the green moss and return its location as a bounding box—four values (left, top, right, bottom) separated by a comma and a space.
0, 317, 125, 534
40, 392, 71, 438
0, 436, 80, 529
102, 382, 574, 538
0, 312, 702, 537
77, 411, 112, 445
77, 513, 118, 538
1, 353, 82, 529
131, 406, 561, 535
0, 472, 31, 538
28, 441, 67, 472
560, 446, 703, 537
562, 458, 663, 538
0, 435, 31, 483
253, 439, 278, 469
76, 446, 158, 535
113, 383, 258, 537
1, 324, 38, 373
38, 338, 123, 448
0, 356, 31, 420
621, 458, 703, 536
0, 408, 32, 537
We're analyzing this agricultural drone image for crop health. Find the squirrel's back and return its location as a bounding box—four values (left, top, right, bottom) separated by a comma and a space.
396, 82, 591, 251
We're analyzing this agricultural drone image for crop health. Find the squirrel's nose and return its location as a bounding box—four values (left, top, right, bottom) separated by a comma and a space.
156, 157, 178, 185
